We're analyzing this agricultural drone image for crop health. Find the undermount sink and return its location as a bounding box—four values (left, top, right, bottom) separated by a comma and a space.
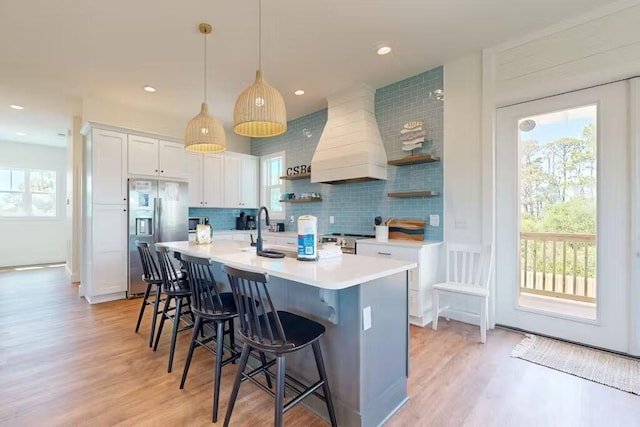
251, 245, 298, 259
257, 249, 285, 259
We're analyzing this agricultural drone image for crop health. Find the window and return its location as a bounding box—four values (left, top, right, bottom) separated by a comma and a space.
261, 152, 285, 220
0, 168, 57, 217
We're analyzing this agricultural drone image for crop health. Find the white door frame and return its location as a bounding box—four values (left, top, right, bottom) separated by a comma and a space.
495, 82, 631, 353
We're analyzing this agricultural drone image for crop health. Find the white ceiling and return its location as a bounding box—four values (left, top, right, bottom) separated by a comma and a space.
0, 0, 617, 148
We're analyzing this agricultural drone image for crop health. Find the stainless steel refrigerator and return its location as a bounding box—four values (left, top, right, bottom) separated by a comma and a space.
127, 178, 188, 297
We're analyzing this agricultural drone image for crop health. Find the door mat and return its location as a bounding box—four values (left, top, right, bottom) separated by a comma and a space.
511, 334, 640, 395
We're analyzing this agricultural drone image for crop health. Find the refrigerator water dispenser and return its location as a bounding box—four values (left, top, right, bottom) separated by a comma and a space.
136, 218, 153, 236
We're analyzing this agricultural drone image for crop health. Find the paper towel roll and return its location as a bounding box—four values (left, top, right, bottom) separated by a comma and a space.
375, 225, 389, 242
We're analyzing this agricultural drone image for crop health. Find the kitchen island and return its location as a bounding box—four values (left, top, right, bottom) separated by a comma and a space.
158, 240, 416, 427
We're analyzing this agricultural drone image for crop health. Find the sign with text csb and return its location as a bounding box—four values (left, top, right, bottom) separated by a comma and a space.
286, 165, 311, 175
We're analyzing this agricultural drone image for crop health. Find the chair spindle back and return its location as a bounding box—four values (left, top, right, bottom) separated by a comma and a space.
223, 265, 292, 351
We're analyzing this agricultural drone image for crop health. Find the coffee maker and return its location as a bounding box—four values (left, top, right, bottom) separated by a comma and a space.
246, 215, 256, 230
236, 211, 247, 230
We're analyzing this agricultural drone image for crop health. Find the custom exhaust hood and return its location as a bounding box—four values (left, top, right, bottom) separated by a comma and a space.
310, 84, 387, 184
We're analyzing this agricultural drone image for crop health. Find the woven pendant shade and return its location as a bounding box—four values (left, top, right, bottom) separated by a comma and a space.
184, 23, 226, 153
233, 70, 287, 138
185, 102, 226, 153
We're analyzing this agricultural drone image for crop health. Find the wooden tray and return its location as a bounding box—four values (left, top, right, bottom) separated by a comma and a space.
387, 219, 425, 241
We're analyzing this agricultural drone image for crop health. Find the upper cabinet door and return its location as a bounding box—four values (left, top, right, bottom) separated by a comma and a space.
203, 154, 224, 207
128, 135, 159, 176
92, 129, 127, 205
241, 156, 259, 209
223, 155, 242, 208
186, 152, 203, 207
158, 140, 186, 179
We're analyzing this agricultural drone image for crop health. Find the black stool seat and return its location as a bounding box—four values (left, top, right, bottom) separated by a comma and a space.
254, 311, 325, 352
193, 291, 237, 317
161, 279, 190, 296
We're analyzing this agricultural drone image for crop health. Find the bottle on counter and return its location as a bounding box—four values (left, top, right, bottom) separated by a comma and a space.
297, 215, 318, 261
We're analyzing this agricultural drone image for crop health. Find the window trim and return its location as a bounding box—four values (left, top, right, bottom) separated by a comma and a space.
260, 151, 286, 221
0, 167, 58, 219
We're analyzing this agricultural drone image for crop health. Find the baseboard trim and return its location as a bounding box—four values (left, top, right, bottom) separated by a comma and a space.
64, 265, 80, 282
84, 292, 126, 304
439, 309, 482, 327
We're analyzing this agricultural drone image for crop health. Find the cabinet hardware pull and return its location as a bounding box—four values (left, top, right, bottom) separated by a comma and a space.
161, 170, 164, 173
155, 169, 158, 172
378, 252, 392, 255
123, 209, 127, 212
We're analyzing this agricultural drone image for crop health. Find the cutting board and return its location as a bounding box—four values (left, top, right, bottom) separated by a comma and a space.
387, 219, 425, 241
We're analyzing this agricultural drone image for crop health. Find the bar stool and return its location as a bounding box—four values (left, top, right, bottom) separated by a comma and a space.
178, 254, 243, 422
153, 245, 195, 373
134, 241, 164, 347
222, 265, 338, 427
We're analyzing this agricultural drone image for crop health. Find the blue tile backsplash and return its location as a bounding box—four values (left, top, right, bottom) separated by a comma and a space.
251, 66, 444, 240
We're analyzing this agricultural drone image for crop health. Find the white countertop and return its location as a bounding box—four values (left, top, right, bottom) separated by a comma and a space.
158, 240, 416, 290
214, 230, 298, 238
358, 238, 443, 248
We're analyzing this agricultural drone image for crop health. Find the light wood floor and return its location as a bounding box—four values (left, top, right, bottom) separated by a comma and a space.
1, 267, 639, 426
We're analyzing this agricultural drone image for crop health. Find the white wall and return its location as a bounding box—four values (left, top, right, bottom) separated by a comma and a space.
82, 96, 251, 154
0, 141, 68, 267
444, 53, 483, 244
65, 117, 82, 282
440, 53, 486, 324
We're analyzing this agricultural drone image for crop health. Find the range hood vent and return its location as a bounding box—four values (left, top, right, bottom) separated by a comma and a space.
311, 84, 387, 184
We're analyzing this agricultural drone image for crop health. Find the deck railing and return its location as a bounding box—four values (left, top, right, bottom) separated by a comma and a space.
520, 232, 597, 303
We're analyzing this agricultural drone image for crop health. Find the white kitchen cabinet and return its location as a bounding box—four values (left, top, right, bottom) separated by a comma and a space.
128, 135, 159, 176
357, 240, 443, 326
92, 129, 128, 205
91, 204, 128, 296
158, 140, 187, 179
203, 154, 224, 207
129, 136, 186, 178
186, 152, 224, 207
186, 152, 203, 206
223, 153, 258, 208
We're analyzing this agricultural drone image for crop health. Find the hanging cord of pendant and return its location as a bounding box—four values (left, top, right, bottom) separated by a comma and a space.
203, 28, 207, 104
259, 0, 262, 71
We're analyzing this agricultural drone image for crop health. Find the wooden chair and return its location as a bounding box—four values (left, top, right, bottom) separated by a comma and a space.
222, 265, 338, 427
153, 246, 195, 373
134, 241, 164, 347
178, 253, 242, 423
432, 244, 492, 343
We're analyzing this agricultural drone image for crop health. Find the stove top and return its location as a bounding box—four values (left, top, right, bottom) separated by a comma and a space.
324, 233, 375, 238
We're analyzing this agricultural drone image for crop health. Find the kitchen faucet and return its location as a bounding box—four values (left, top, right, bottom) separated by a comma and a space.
256, 206, 285, 258
256, 206, 269, 253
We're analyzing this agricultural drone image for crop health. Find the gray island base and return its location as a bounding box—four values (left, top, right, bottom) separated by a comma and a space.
159, 240, 416, 426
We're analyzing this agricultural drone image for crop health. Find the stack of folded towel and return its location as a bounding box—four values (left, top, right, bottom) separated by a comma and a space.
318, 244, 343, 259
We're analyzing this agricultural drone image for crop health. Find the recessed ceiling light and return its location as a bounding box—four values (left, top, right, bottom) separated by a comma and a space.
10, 104, 24, 110
377, 46, 392, 56
15, 132, 26, 136
294, 90, 305, 96
143, 85, 156, 93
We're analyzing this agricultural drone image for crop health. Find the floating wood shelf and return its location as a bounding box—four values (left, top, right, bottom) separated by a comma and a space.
279, 198, 322, 203
388, 191, 440, 198
279, 172, 311, 180
387, 154, 440, 166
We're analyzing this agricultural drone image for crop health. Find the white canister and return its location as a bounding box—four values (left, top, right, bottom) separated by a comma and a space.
297, 215, 318, 261
375, 225, 389, 242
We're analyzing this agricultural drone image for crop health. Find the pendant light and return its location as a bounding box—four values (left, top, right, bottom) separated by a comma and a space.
233, 0, 287, 138
185, 23, 226, 153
